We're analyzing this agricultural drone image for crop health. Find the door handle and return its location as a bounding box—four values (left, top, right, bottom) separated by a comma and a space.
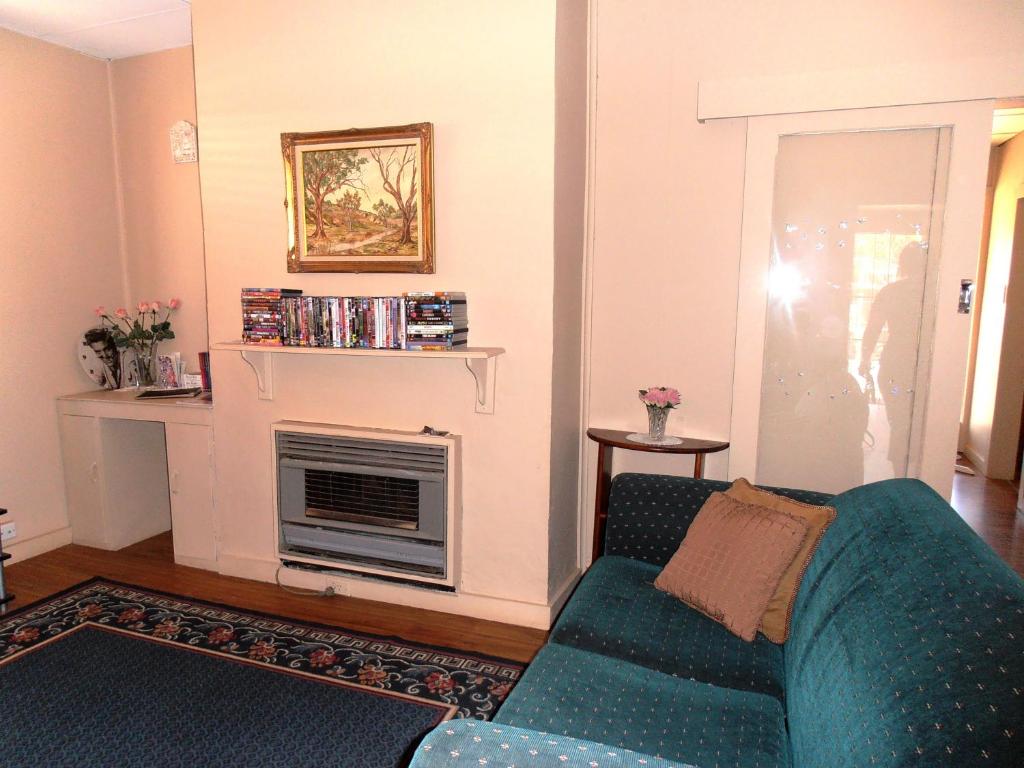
170, 470, 180, 495
89, 463, 98, 483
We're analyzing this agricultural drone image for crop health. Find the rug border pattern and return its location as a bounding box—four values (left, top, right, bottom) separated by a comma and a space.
0, 577, 523, 720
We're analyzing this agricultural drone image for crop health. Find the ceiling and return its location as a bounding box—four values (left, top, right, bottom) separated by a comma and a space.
993, 107, 1024, 146
0, 0, 191, 60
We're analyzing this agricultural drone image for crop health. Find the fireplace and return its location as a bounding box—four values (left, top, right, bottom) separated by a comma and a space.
273, 422, 459, 588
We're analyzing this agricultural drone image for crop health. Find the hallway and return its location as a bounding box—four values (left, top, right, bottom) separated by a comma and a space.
951, 460, 1023, 575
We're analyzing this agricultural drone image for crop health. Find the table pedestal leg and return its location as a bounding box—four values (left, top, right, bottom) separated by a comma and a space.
592, 443, 612, 561
693, 453, 705, 479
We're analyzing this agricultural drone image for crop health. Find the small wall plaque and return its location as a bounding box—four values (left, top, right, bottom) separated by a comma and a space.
170, 120, 197, 164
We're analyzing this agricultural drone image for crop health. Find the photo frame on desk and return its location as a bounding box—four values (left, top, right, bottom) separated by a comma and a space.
157, 353, 181, 389
282, 123, 434, 274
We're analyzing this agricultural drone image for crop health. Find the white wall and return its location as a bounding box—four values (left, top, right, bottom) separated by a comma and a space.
110, 47, 208, 373
582, 0, 1024, 559
191, 0, 585, 627
0, 29, 124, 560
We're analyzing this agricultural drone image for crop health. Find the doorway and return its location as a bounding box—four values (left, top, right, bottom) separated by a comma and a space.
755, 128, 947, 493
730, 101, 993, 499
960, 101, 1024, 500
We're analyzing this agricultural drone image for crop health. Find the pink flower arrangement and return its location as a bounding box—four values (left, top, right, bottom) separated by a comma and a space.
95, 299, 180, 386
639, 386, 681, 409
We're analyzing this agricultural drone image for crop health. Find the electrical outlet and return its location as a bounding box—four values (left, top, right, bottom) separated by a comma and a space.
327, 578, 349, 597
1, 522, 16, 542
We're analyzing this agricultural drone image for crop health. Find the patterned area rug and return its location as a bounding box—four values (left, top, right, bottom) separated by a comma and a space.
0, 578, 523, 767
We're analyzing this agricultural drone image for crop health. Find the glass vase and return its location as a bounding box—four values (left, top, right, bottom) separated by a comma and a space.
646, 405, 670, 441
133, 344, 158, 388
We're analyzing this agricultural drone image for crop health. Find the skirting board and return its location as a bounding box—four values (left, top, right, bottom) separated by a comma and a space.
4, 526, 73, 564
217, 551, 581, 630
962, 444, 988, 477
173, 553, 219, 572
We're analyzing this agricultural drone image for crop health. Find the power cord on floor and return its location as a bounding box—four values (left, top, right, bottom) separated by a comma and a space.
275, 565, 336, 597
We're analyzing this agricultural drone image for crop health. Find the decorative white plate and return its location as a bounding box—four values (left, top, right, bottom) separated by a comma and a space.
78, 339, 107, 386
625, 433, 683, 446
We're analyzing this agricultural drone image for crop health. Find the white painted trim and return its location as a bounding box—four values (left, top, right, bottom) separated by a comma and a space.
546, 566, 581, 624
698, 55, 1024, 121
217, 551, 280, 581
4, 526, 73, 564
173, 553, 218, 571
962, 443, 988, 477
577, 0, 600, 571
218, 550, 559, 630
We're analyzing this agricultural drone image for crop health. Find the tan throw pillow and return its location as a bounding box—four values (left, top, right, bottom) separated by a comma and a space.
725, 477, 837, 643
654, 492, 810, 642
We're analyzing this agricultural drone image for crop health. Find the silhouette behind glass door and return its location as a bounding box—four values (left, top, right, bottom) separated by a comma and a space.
756, 128, 949, 494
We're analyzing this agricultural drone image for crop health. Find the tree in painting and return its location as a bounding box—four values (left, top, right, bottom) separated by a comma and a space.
372, 199, 397, 225
340, 190, 362, 227
368, 146, 418, 245
302, 150, 367, 240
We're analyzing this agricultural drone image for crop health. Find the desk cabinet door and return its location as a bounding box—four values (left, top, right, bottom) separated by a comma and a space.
165, 422, 216, 569
59, 415, 106, 547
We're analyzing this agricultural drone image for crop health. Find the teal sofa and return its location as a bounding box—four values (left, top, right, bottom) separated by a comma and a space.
410, 474, 1024, 768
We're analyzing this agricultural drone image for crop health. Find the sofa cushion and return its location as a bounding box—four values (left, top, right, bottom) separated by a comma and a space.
552, 556, 787, 698
725, 478, 837, 643
496, 643, 790, 768
411, 720, 699, 768
784, 479, 1024, 767
605, 473, 833, 567
654, 492, 809, 641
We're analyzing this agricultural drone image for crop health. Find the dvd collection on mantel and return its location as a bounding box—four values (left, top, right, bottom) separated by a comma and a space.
240, 289, 468, 351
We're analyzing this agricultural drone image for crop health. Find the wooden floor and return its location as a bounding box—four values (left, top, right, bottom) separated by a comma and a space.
3, 534, 548, 663
951, 460, 1023, 576
4, 468, 1020, 656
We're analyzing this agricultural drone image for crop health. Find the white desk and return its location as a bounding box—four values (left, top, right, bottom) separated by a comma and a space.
57, 390, 216, 570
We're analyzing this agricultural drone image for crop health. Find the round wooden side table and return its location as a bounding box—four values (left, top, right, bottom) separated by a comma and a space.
586, 428, 729, 560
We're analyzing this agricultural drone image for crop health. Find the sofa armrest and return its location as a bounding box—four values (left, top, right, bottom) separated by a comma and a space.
409, 720, 697, 768
604, 473, 833, 566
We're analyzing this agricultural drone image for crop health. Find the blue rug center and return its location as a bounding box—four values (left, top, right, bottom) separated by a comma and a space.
2, 625, 446, 767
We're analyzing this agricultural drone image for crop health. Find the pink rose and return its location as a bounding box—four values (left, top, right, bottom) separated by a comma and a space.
644, 387, 667, 407
168, 298, 181, 310
94, 306, 105, 317
150, 300, 162, 312
137, 301, 150, 313
639, 386, 681, 409
114, 308, 129, 319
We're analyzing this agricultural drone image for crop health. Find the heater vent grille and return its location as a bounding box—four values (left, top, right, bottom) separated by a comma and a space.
278, 432, 446, 473
305, 469, 419, 529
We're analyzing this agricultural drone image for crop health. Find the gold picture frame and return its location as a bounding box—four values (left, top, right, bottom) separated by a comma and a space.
283, 123, 434, 273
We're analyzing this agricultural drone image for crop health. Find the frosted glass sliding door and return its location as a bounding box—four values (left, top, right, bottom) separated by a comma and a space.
755, 128, 949, 493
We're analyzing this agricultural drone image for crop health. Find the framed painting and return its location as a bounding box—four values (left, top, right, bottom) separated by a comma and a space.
283, 123, 434, 273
